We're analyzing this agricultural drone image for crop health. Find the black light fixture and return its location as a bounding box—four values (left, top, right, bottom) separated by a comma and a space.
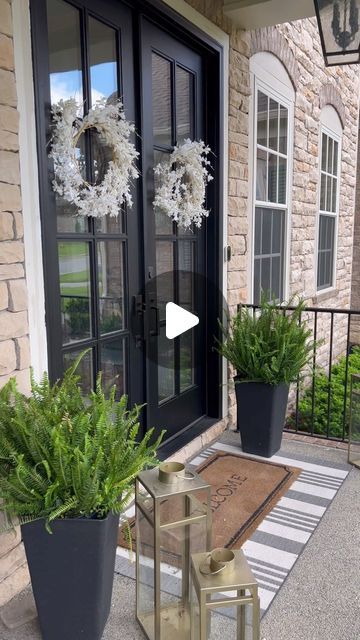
314, 0, 360, 65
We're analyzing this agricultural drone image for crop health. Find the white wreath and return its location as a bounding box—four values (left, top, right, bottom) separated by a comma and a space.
153, 139, 213, 229
49, 98, 139, 218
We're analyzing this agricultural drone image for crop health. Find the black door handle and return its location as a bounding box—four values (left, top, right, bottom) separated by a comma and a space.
133, 294, 145, 347
149, 303, 160, 337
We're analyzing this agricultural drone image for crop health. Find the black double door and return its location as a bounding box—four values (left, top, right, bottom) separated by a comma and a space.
32, 0, 220, 440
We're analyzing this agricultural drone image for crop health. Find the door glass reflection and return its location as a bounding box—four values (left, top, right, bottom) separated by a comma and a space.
154, 150, 173, 235
158, 326, 175, 403
63, 349, 93, 393
100, 339, 125, 398
58, 241, 92, 344
97, 241, 125, 335
152, 53, 172, 146
176, 66, 194, 143
180, 331, 194, 391
89, 17, 118, 105
47, 0, 83, 109
156, 241, 174, 321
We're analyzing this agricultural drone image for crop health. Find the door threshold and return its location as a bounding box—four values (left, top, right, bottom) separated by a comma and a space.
158, 416, 227, 461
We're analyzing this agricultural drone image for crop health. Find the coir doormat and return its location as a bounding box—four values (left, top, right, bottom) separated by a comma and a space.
118, 452, 301, 551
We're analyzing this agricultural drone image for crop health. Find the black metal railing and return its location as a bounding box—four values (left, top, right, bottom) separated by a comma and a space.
237, 303, 360, 442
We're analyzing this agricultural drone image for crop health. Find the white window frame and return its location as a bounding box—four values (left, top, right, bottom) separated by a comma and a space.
315, 108, 342, 294
249, 53, 295, 304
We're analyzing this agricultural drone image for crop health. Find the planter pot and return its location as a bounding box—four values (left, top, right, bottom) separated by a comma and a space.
235, 378, 290, 457
21, 512, 119, 640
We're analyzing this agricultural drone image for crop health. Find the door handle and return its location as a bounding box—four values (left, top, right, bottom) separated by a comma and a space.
149, 303, 160, 337
133, 294, 145, 347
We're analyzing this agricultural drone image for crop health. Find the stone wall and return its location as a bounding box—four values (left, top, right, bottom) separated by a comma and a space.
0, 0, 30, 607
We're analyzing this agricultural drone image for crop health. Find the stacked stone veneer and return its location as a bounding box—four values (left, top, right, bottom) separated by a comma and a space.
0, 0, 30, 606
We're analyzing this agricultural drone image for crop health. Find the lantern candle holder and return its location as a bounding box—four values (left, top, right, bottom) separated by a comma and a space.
190, 548, 260, 640
348, 373, 360, 469
135, 462, 212, 640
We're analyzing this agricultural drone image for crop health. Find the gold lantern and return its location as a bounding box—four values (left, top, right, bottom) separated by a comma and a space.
136, 462, 212, 640
190, 548, 260, 640
348, 373, 360, 468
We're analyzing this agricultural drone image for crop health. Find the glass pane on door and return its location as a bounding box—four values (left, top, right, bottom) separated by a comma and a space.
58, 241, 92, 344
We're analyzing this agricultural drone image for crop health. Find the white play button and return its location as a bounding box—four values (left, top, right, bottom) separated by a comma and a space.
165, 302, 199, 339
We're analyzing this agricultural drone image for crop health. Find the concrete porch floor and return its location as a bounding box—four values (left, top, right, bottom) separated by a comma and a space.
1, 431, 359, 640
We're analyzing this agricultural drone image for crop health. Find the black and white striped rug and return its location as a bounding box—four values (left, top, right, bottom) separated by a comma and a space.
116, 439, 349, 620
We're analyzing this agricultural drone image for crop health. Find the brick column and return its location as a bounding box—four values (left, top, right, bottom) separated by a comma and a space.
0, 0, 30, 606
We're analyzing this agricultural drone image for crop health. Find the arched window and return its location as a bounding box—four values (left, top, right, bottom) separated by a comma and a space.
316, 105, 342, 292
250, 52, 295, 304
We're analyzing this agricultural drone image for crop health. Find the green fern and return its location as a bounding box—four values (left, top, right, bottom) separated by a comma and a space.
0, 352, 165, 531
216, 298, 316, 385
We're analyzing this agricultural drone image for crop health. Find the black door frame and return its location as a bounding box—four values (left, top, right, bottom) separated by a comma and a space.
30, 0, 225, 439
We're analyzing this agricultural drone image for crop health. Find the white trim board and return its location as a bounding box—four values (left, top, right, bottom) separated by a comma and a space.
12, 0, 48, 380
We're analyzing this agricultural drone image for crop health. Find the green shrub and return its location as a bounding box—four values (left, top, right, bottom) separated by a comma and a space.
0, 353, 164, 531
286, 346, 360, 438
216, 299, 315, 385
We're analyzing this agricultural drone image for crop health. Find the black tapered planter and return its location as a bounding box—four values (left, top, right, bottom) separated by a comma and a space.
21, 512, 119, 640
235, 378, 290, 457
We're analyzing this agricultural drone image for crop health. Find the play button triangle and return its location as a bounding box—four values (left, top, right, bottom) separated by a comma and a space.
165, 302, 199, 339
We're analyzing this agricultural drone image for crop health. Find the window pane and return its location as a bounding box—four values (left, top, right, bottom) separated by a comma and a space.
278, 156, 287, 204
59, 241, 91, 344
97, 241, 125, 335
320, 173, 326, 211
279, 105, 288, 154
268, 153, 277, 202
178, 241, 194, 309
156, 241, 173, 321
272, 210, 282, 254
333, 140, 339, 175
47, 0, 83, 108
327, 137, 333, 174
326, 174, 332, 211
332, 177, 337, 213
271, 255, 281, 301
158, 326, 175, 402
256, 148, 267, 201
100, 339, 125, 398
180, 331, 194, 391
321, 133, 327, 171
63, 349, 93, 393
89, 18, 117, 105
154, 150, 173, 234
317, 215, 335, 289
47, 0, 86, 232
152, 53, 172, 146
268, 99, 278, 151
96, 211, 125, 234
254, 208, 262, 255
261, 209, 271, 256
257, 91, 268, 147
261, 257, 271, 299
176, 66, 194, 144
253, 258, 261, 305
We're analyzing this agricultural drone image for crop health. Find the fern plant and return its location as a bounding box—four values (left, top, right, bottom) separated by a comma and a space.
0, 353, 164, 531
216, 298, 315, 385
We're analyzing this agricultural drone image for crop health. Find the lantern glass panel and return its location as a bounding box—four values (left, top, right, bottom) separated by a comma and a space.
136, 469, 212, 640
137, 507, 155, 640
315, 0, 360, 66
349, 374, 360, 468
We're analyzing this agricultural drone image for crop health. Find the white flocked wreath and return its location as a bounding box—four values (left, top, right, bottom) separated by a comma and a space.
49, 98, 139, 218
153, 138, 213, 229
